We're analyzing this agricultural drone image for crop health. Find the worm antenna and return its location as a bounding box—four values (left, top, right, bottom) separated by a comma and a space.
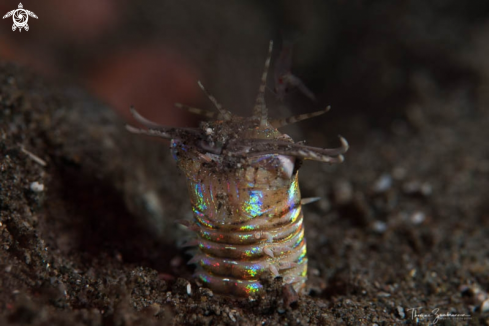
287, 150, 345, 163
197, 81, 232, 121
270, 106, 331, 128
126, 122, 201, 140
230, 147, 344, 163
127, 106, 203, 139
287, 135, 349, 156
298, 135, 348, 156
338, 135, 349, 153
130, 105, 172, 130
290, 74, 317, 101
175, 103, 219, 119
252, 40, 273, 125
226, 135, 348, 159
125, 125, 173, 139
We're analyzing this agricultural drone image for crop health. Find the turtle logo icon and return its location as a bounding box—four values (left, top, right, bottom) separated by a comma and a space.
3, 3, 38, 32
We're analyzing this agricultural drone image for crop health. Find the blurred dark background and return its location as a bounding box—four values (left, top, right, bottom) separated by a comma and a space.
1, 0, 488, 136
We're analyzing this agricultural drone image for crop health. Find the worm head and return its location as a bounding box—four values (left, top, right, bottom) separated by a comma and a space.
128, 40, 348, 182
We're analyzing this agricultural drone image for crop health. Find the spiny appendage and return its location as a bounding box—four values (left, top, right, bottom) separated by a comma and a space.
179, 205, 307, 296
125, 106, 200, 140
196, 81, 233, 121
126, 41, 348, 165
225, 134, 349, 163
269, 106, 330, 128
252, 40, 274, 126
126, 104, 348, 163
174, 103, 219, 119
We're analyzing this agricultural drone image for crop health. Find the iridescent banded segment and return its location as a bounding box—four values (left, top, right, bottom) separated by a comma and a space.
193, 216, 304, 260
193, 206, 303, 245
184, 162, 300, 225
177, 153, 308, 295
191, 233, 307, 280
194, 272, 263, 296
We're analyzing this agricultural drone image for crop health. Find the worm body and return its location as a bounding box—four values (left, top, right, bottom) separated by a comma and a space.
127, 41, 348, 296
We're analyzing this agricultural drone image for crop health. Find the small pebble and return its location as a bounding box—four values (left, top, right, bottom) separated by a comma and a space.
377, 292, 391, 297
403, 181, 420, 194
310, 268, 320, 276
402, 181, 432, 196
392, 167, 407, 180
410, 211, 426, 225
373, 174, 392, 193
420, 183, 432, 196
170, 256, 183, 268
30, 181, 44, 192
397, 306, 405, 319
199, 288, 213, 297
481, 299, 489, 313
334, 180, 353, 205
372, 221, 387, 233
409, 269, 417, 278
318, 197, 331, 212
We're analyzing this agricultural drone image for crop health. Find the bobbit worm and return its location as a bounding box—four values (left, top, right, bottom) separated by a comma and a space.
127, 41, 348, 297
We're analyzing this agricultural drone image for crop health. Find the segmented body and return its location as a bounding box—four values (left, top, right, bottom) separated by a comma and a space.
172, 124, 307, 296
127, 41, 348, 296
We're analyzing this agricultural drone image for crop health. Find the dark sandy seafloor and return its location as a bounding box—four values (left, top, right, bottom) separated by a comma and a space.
0, 53, 488, 326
